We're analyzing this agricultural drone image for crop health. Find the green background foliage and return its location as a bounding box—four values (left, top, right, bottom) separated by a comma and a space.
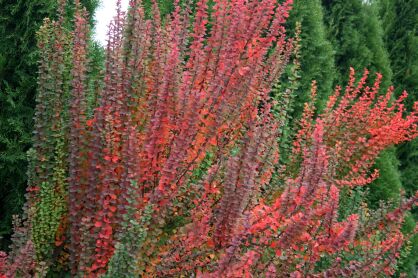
287, 0, 335, 117
0, 0, 57, 249
0, 0, 100, 250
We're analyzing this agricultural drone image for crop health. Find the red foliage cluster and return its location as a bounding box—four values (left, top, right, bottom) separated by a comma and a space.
0, 252, 7, 278
0, 216, 37, 277
66, 0, 294, 275
1, 0, 417, 276
321, 69, 417, 186
158, 106, 416, 276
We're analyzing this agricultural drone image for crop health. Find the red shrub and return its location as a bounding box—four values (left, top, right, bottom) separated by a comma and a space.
2, 0, 417, 276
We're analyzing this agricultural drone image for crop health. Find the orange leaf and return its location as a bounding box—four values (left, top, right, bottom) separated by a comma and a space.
86, 119, 94, 127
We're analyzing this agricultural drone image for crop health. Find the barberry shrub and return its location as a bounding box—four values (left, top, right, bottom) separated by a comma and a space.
1, 0, 417, 277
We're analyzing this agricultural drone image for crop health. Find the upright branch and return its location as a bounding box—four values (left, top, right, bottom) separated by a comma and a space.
2, 1, 418, 277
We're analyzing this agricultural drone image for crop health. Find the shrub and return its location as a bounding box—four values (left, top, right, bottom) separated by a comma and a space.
1, 0, 417, 276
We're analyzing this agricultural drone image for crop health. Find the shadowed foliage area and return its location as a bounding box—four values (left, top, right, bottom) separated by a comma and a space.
0, 0, 100, 250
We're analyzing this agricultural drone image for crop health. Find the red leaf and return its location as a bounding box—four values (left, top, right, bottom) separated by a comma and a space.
27, 186, 40, 192
86, 119, 94, 127
112, 155, 119, 163
206, 238, 215, 248
238, 66, 250, 76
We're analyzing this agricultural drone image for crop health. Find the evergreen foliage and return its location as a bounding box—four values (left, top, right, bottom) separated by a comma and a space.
322, 0, 392, 89
276, 0, 336, 165
379, 0, 418, 275
323, 1, 417, 275
379, 0, 418, 109
0, 0, 57, 249
367, 147, 402, 207
379, 0, 418, 208
321, 0, 402, 205
287, 0, 335, 118
0, 0, 100, 250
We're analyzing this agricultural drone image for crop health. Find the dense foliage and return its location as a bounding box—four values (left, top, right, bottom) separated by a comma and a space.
0, 0, 57, 248
286, 0, 335, 117
379, 0, 418, 274
319, 11, 417, 275
379, 0, 418, 203
0, 0, 100, 250
0, 0, 417, 277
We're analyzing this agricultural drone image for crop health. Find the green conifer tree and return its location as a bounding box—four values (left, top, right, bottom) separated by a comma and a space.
379, 0, 418, 203
322, 0, 402, 206
0, 0, 99, 250
287, 0, 336, 119
0, 0, 57, 249
323, 1, 417, 275
322, 0, 393, 88
274, 0, 335, 165
379, 0, 418, 275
